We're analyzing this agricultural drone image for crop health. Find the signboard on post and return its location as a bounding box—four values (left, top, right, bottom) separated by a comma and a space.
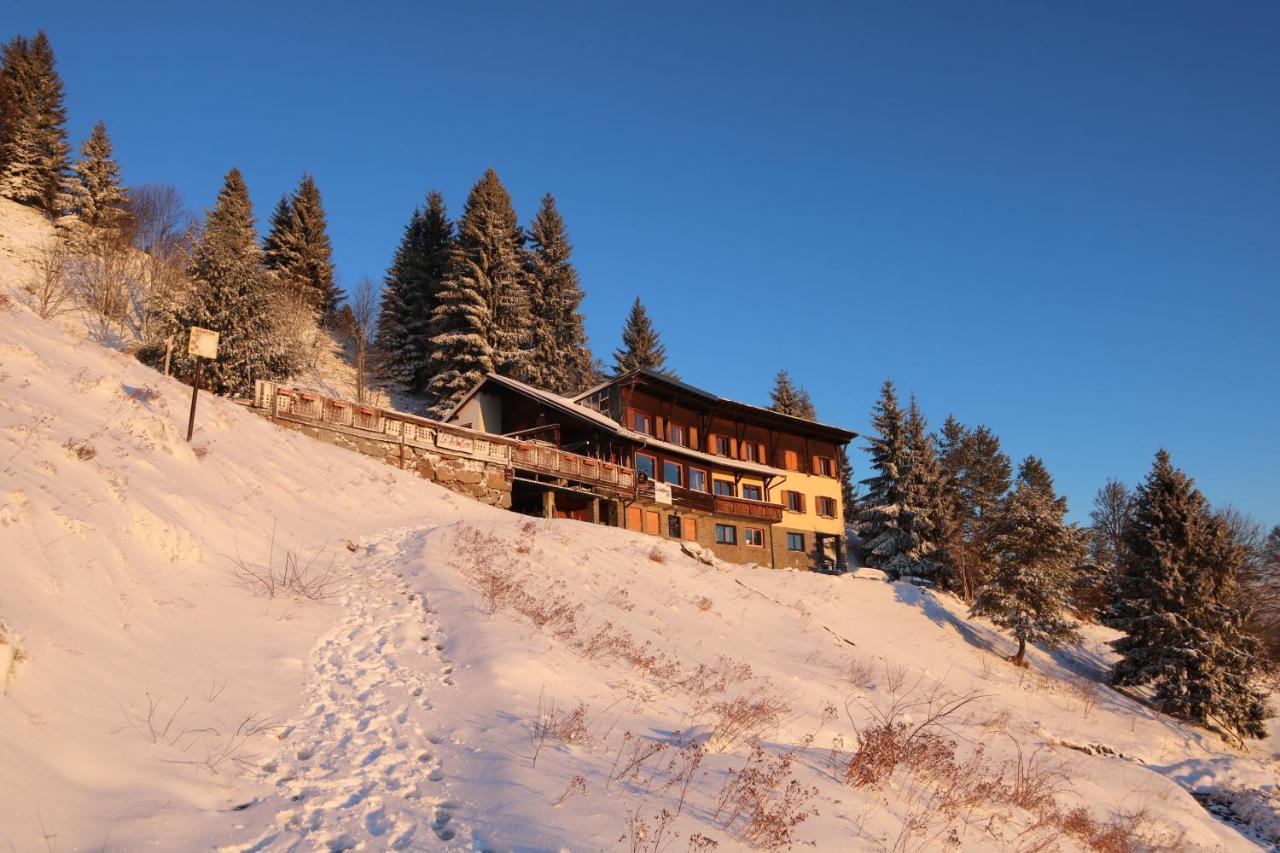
186, 327, 219, 442
188, 327, 220, 359
653, 482, 673, 505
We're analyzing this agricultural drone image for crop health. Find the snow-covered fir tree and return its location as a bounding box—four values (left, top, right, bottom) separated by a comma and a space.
0, 32, 70, 216
423, 171, 528, 415
429, 169, 528, 396
612, 297, 673, 376
70, 121, 126, 228
262, 173, 342, 321
970, 456, 1087, 667
936, 416, 1012, 600
520, 193, 593, 394
1110, 450, 1271, 741
375, 192, 453, 397
169, 168, 297, 395
858, 381, 942, 577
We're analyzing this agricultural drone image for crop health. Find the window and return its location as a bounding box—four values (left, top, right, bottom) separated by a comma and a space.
741, 442, 757, 462
715, 435, 732, 456
635, 452, 656, 481
714, 479, 736, 497
681, 517, 697, 540
626, 506, 642, 530
744, 527, 764, 547
630, 409, 652, 435
644, 510, 661, 535
816, 496, 838, 518
784, 490, 805, 513
787, 532, 805, 551
783, 449, 799, 471
668, 514, 682, 538
813, 456, 836, 477
715, 524, 737, 545
663, 460, 683, 486
742, 484, 763, 502
667, 423, 687, 446
688, 467, 708, 493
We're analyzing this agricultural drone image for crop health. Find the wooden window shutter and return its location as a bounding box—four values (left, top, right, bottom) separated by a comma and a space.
681, 518, 697, 540
784, 449, 798, 470
626, 506, 642, 531
689, 426, 699, 449
644, 510, 660, 535
708, 432, 718, 454
812, 454, 821, 475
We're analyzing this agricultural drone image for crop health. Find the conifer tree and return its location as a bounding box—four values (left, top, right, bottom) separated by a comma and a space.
262, 174, 342, 320
971, 456, 1087, 667
936, 417, 1013, 599
521, 193, 592, 394
171, 168, 296, 395
768, 370, 806, 416
426, 169, 527, 400
1110, 450, 1270, 740
70, 121, 126, 228
0, 32, 70, 216
612, 297, 674, 376
375, 192, 453, 396
858, 386, 944, 578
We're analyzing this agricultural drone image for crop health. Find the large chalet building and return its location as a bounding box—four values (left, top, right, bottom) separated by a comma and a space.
447, 369, 856, 571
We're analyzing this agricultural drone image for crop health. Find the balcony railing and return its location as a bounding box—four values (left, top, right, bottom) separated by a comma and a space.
511, 442, 636, 493
636, 480, 784, 523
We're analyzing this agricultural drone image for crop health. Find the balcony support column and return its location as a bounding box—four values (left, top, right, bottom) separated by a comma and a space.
542, 489, 555, 519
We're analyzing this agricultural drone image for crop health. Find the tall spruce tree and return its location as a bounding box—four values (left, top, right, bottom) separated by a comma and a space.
612, 297, 673, 376
857, 381, 908, 570
424, 171, 528, 414
427, 169, 527, 399
375, 192, 453, 396
171, 168, 295, 395
936, 417, 1013, 600
0, 32, 70, 216
896, 396, 946, 579
1110, 450, 1270, 740
521, 193, 592, 394
768, 370, 806, 416
971, 456, 1087, 667
262, 174, 342, 320
70, 121, 126, 228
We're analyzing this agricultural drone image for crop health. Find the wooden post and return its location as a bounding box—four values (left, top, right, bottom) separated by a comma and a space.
590, 497, 601, 524
542, 489, 555, 519
163, 335, 174, 376
186, 358, 202, 442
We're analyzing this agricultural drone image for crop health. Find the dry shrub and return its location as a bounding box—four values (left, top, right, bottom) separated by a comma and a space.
1056, 806, 1187, 852
844, 656, 876, 691
607, 731, 671, 792
649, 545, 669, 563
706, 688, 792, 752
530, 694, 592, 765
24, 237, 72, 319
843, 681, 989, 787
226, 532, 340, 603
714, 745, 818, 850
554, 773, 588, 806
63, 437, 96, 460
620, 808, 677, 853
124, 384, 159, 404
0, 292, 13, 313
695, 596, 713, 612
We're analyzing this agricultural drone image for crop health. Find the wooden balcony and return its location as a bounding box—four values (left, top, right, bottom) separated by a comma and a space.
636, 480, 784, 523
511, 442, 636, 494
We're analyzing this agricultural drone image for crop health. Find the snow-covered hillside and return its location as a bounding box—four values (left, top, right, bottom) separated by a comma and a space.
1, 197, 1277, 851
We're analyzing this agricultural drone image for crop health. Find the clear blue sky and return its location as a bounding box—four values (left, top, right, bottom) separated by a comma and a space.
10, 1, 1278, 526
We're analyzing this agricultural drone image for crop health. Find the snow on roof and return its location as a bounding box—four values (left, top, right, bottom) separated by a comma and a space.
453, 373, 788, 478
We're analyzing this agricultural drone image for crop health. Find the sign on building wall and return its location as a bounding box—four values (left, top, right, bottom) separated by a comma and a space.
188, 327, 220, 359
653, 482, 673, 504
436, 431, 475, 455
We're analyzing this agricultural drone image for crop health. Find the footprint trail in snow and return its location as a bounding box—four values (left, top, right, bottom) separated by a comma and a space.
226, 528, 463, 852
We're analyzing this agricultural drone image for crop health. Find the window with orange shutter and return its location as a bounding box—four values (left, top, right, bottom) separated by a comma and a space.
681, 518, 697, 540
643, 510, 660, 535
784, 449, 799, 471
626, 506, 643, 530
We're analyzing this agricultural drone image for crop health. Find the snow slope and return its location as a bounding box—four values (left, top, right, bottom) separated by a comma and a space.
1, 197, 1277, 850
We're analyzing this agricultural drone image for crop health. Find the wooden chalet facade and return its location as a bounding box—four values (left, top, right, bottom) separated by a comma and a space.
447, 369, 857, 571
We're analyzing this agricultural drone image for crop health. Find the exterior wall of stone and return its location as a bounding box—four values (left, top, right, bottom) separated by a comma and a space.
264, 414, 512, 509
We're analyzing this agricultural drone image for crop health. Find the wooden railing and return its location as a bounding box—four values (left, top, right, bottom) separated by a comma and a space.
511, 442, 635, 493
635, 480, 784, 523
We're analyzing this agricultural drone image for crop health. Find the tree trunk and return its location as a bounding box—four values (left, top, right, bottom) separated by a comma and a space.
1011, 636, 1027, 667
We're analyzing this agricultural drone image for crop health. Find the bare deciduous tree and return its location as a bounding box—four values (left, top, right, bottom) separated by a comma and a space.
24, 237, 72, 319
67, 225, 136, 345
339, 277, 379, 404
126, 184, 198, 346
